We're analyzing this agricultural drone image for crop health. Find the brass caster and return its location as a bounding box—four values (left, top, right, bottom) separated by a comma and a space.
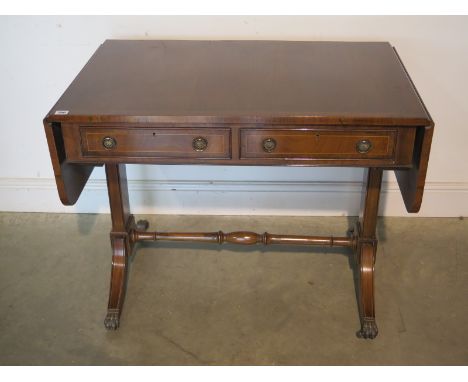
104, 311, 120, 330
357, 319, 378, 339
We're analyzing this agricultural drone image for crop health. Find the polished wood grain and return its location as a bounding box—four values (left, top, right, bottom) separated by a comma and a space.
392, 47, 435, 213
240, 128, 396, 159
43, 40, 434, 338
44, 121, 95, 205
45, 40, 433, 211
395, 125, 434, 212
80, 127, 231, 159
44, 40, 431, 126
131, 230, 354, 247
60, 123, 417, 168
354, 168, 383, 339
103, 164, 134, 330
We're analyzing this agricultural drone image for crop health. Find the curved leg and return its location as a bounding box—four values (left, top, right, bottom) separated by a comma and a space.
353, 168, 382, 339
104, 235, 129, 330
357, 241, 378, 339
104, 164, 135, 330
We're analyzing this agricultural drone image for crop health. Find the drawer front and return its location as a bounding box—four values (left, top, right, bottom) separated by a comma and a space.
240, 128, 397, 160
80, 127, 231, 159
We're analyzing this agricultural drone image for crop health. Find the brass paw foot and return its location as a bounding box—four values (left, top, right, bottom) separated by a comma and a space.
104, 311, 120, 330
136, 219, 149, 231
357, 319, 378, 339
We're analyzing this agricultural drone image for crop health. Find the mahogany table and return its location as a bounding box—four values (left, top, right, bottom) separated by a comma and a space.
44, 40, 433, 339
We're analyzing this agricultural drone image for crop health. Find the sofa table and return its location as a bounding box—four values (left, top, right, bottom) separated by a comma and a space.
44, 40, 433, 339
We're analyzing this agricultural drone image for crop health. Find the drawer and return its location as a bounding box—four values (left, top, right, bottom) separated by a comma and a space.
240, 128, 397, 160
80, 127, 231, 159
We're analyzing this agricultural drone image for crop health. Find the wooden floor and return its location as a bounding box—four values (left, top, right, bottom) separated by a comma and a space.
0, 213, 467, 365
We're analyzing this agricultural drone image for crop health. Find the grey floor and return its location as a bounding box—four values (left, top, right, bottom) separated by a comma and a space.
0, 212, 467, 365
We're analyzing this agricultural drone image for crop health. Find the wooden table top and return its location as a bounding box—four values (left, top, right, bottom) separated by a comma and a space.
45, 40, 431, 126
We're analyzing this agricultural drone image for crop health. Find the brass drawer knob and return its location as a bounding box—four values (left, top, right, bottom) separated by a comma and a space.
102, 136, 117, 149
356, 139, 372, 154
192, 137, 208, 151
262, 138, 277, 153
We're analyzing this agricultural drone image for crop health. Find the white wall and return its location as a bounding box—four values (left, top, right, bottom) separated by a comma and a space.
0, 16, 467, 216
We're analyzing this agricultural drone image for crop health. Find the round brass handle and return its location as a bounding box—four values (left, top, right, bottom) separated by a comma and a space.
192, 137, 208, 151
262, 138, 277, 153
356, 139, 372, 154
102, 136, 117, 149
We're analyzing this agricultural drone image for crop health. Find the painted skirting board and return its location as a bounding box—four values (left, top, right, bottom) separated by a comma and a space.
0, 177, 466, 217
